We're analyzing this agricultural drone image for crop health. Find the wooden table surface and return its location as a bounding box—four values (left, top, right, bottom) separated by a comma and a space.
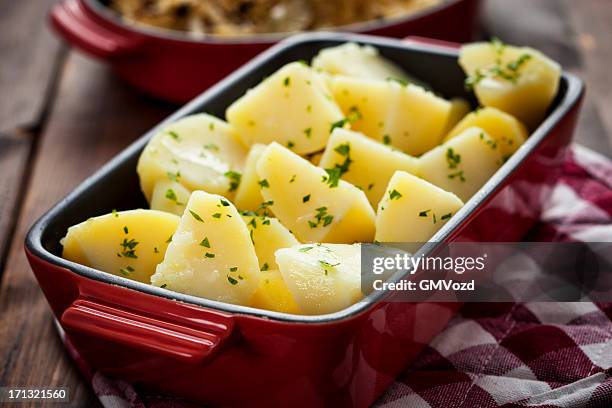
0, 1, 611, 407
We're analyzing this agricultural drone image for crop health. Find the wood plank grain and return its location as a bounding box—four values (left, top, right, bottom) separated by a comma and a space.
565, 0, 612, 152
0, 0, 65, 133
0, 0, 66, 270
0, 52, 173, 407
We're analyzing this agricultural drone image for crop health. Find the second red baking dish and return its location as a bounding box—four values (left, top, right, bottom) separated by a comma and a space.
49, 0, 481, 102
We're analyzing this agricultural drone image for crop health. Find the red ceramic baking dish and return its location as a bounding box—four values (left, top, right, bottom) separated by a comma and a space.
25, 33, 584, 407
49, 0, 481, 102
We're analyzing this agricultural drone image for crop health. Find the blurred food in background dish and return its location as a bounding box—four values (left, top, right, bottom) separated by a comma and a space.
108, 0, 443, 36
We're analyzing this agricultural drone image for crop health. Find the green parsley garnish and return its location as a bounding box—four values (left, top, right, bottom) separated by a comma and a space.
204, 143, 219, 151
261, 263, 269, 271
167, 130, 180, 140
389, 189, 402, 200
299, 246, 314, 252
258, 179, 270, 188
304, 127, 312, 138
123, 226, 129, 234
167, 171, 181, 182
166, 235, 173, 243
230, 267, 238, 272
446, 148, 461, 169
419, 210, 431, 217
287, 140, 295, 149
160, 284, 167, 288
208, 122, 215, 131
220, 199, 230, 207
440, 213, 452, 221
448, 170, 466, 182
382, 135, 392, 145
119, 265, 134, 276
200, 237, 210, 248
165, 188, 183, 205
283, 76, 291, 87
289, 174, 296, 183
227, 276, 238, 285
302, 194, 311, 203
224, 170, 242, 192
119, 238, 138, 258
205, 252, 215, 258
212, 213, 222, 219
189, 210, 204, 222
309, 206, 333, 228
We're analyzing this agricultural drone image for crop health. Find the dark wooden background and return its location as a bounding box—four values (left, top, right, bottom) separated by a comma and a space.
0, 1, 610, 406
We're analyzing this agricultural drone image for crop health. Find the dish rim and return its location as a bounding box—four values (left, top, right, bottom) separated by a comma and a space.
25, 32, 585, 324
84, 0, 465, 45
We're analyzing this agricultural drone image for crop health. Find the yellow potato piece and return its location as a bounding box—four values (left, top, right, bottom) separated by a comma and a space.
242, 215, 300, 270
330, 76, 451, 155
460, 41, 561, 129
275, 243, 363, 315
256, 143, 375, 244
419, 127, 504, 202
319, 128, 418, 207
442, 98, 471, 135
137, 113, 246, 202
226, 62, 344, 155
250, 269, 302, 314
234, 144, 268, 212
151, 191, 260, 305
61, 209, 179, 283
150, 179, 191, 216
375, 171, 464, 243
444, 107, 527, 158
312, 42, 411, 81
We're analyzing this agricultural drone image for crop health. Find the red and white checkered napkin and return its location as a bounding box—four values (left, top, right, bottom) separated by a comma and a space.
375, 145, 612, 408
66, 144, 612, 408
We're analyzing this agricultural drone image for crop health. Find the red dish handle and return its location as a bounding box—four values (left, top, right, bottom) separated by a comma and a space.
62, 298, 232, 363
50, 0, 143, 59
403, 36, 461, 50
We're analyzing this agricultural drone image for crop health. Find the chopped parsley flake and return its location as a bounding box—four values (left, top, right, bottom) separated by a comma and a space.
212, 213, 222, 219
309, 206, 333, 228
304, 127, 312, 138
387, 77, 409, 86
448, 170, 466, 182
200, 237, 210, 248
323, 143, 352, 188
119, 265, 134, 276
446, 148, 461, 169
220, 199, 230, 207
261, 263, 269, 271
208, 122, 215, 131
205, 252, 215, 258
204, 143, 219, 151
161, 284, 167, 288
419, 209, 431, 217
224, 170, 242, 192
334, 143, 350, 156
283, 76, 291, 87
123, 226, 129, 234
166, 235, 173, 243
165, 188, 183, 205
167, 171, 181, 182
167, 130, 180, 140
299, 246, 314, 252
440, 213, 452, 220
230, 266, 238, 272
227, 276, 238, 285
382, 135, 391, 145
389, 189, 402, 200
289, 174, 296, 183
302, 194, 311, 203
189, 210, 204, 222
368, 183, 375, 191
154, 247, 159, 254
119, 238, 139, 258
112, 209, 119, 218
287, 140, 295, 149
258, 179, 270, 188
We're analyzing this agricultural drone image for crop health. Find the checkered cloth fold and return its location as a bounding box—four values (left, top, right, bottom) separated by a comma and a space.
62, 144, 612, 408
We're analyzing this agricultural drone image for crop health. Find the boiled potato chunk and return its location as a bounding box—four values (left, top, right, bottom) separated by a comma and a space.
275, 243, 363, 315
460, 41, 561, 129
250, 269, 301, 314
444, 107, 527, 158
375, 172, 464, 243
330, 76, 451, 155
62, 209, 179, 283
256, 143, 375, 243
150, 179, 191, 216
312, 42, 411, 82
442, 98, 471, 134
319, 128, 418, 206
419, 127, 504, 202
234, 144, 267, 212
242, 215, 300, 270
151, 191, 260, 305
226, 62, 344, 155
137, 114, 246, 202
